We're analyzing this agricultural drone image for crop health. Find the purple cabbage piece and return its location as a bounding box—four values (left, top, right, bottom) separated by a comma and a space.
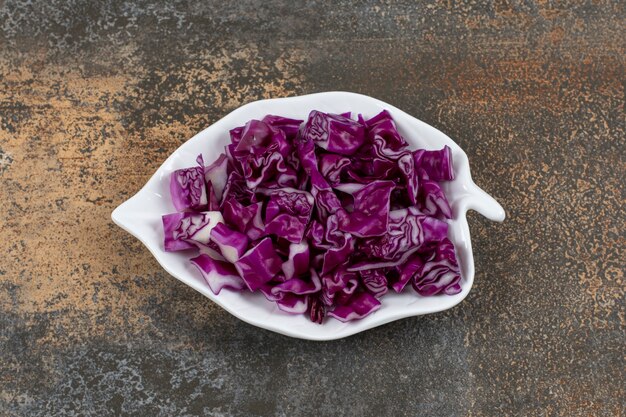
312, 185, 343, 223
306, 220, 328, 250
287, 149, 303, 174
262, 187, 314, 243
259, 284, 283, 302
308, 296, 325, 324
262, 115, 303, 140
360, 269, 389, 298
205, 154, 230, 205
318, 214, 354, 275
243, 152, 285, 189
162, 213, 195, 251
206, 186, 220, 211
295, 132, 318, 171
197, 242, 226, 262
209, 222, 248, 263
229, 126, 244, 144
318, 153, 351, 186
345, 151, 398, 184
335, 180, 394, 237
276, 166, 300, 188
231, 119, 293, 189
363, 110, 410, 160
246, 201, 265, 240
296, 138, 343, 222
225, 142, 240, 173
420, 180, 452, 219
221, 198, 264, 240
221, 198, 256, 233
328, 292, 382, 322
264, 214, 308, 244
414, 145, 454, 181
321, 268, 359, 306
276, 294, 309, 314
398, 153, 419, 205
220, 170, 254, 206
169, 155, 208, 212
364, 110, 407, 147
358, 206, 448, 261
233, 120, 289, 159
323, 214, 346, 248
347, 246, 421, 272
190, 254, 245, 294
301, 110, 365, 155
234, 237, 282, 291
321, 232, 354, 276
271, 269, 321, 296
392, 255, 424, 293
412, 238, 461, 296
162, 211, 223, 252
281, 242, 310, 280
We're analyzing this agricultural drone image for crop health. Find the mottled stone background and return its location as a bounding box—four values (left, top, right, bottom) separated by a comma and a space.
0, 1, 624, 416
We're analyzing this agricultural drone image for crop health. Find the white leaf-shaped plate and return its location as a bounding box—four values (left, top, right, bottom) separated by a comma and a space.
112, 92, 505, 341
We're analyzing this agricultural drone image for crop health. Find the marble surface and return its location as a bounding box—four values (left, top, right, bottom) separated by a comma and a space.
0, 1, 624, 415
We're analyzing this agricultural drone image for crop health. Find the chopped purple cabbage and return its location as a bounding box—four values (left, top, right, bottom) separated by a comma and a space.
162, 211, 223, 252
360, 269, 389, 298
301, 110, 365, 155
234, 237, 282, 291
169, 155, 208, 212
412, 238, 462, 296
190, 254, 245, 294
327, 292, 382, 322
282, 242, 310, 280
210, 222, 248, 263
335, 180, 395, 237
163, 109, 462, 323
414, 145, 454, 181
419, 180, 453, 219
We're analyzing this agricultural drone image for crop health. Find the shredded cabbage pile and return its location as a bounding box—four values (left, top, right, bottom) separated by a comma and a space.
162, 110, 461, 323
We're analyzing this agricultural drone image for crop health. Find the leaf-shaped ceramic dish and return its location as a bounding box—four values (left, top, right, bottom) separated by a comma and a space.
112, 92, 505, 341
